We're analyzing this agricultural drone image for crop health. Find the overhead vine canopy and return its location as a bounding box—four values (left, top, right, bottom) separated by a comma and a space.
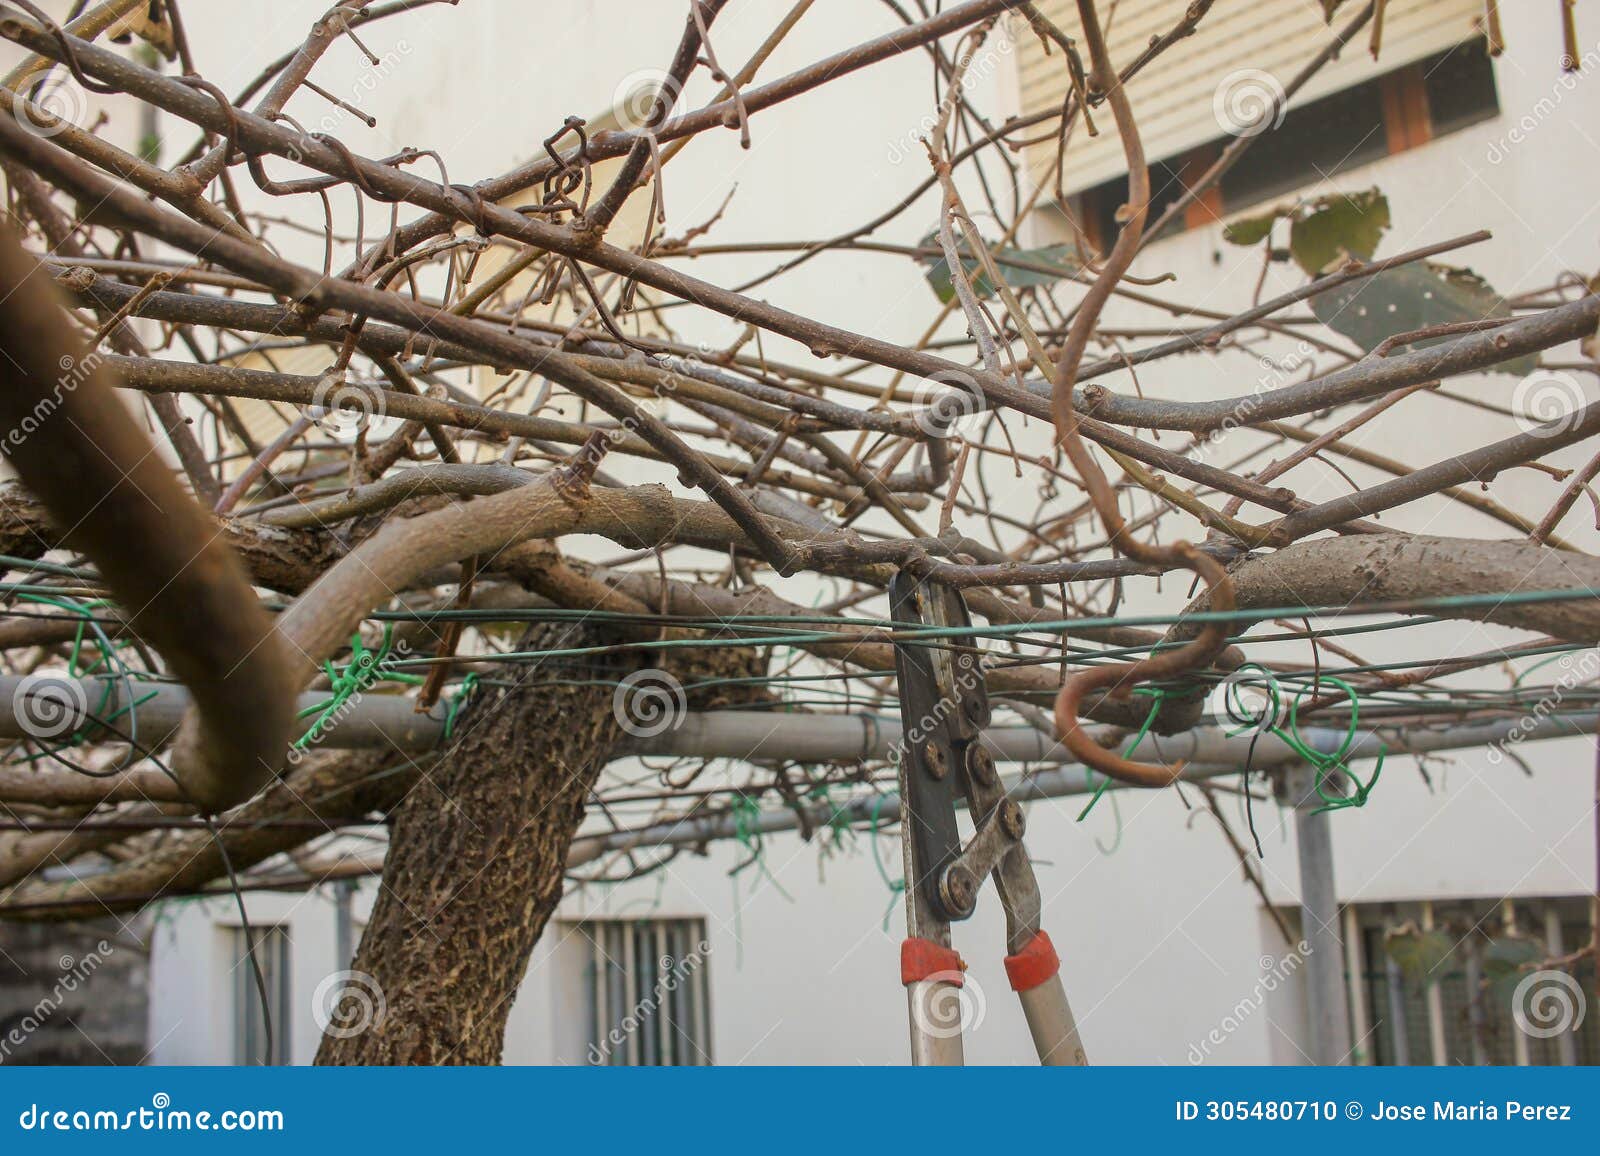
0, 0, 1595, 1057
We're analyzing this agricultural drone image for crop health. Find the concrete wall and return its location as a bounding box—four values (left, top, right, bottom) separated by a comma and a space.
0, 918, 149, 1066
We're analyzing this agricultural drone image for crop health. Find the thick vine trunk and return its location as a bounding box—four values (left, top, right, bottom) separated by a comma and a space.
315, 624, 627, 1065
316, 628, 768, 1065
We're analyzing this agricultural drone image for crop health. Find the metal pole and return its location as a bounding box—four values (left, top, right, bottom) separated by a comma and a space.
1343, 905, 1371, 1065
1382, 946, 1411, 1065
1544, 905, 1578, 1066
1421, 900, 1448, 1065
1283, 764, 1351, 1066
334, 879, 355, 967
3, 676, 1595, 761
1464, 937, 1488, 1065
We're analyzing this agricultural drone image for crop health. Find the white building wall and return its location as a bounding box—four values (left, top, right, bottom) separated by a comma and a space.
134, 1, 1599, 1065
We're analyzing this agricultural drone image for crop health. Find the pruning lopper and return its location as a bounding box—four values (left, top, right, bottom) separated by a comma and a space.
888, 571, 1087, 1066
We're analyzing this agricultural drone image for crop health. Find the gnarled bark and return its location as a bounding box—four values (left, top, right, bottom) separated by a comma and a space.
316, 627, 767, 1064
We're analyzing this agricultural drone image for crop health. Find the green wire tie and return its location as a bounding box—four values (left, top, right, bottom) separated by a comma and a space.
440, 672, 482, 741
1220, 664, 1384, 814
292, 625, 422, 751
1076, 686, 1165, 829
10, 594, 142, 756
728, 794, 793, 902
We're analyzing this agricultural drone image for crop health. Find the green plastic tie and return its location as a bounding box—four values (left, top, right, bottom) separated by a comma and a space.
441, 672, 482, 741
1077, 686, 1165, 828
293, 626, 418, 751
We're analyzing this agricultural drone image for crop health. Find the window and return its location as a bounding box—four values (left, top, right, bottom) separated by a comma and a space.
231, 926, 291, 1066
1017, 2, 1496, 250
1068, 39, 1499, 251
1017, 0, 1485, 194
1341, 898, 1597, 1066
577, 918, 712, 1066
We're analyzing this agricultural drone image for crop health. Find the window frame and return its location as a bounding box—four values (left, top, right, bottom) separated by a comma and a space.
1069, 39, 1498, 253
579, 917, 713, 1067
231, 925, 292, 1066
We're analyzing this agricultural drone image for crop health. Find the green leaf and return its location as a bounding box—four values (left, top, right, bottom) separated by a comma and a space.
1222, 209, 1281, 248
1309, 261, 1537, 375
1384, 924, 1453, 984
1482, 935, 1546, 1005
918, 231, 1081, 303
1288, 189, 1390, 276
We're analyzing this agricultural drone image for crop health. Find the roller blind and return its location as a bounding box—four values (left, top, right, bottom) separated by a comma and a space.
1018, 0, 1487, 193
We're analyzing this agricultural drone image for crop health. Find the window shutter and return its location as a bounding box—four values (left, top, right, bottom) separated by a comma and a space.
1017, 0, 1488, 194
